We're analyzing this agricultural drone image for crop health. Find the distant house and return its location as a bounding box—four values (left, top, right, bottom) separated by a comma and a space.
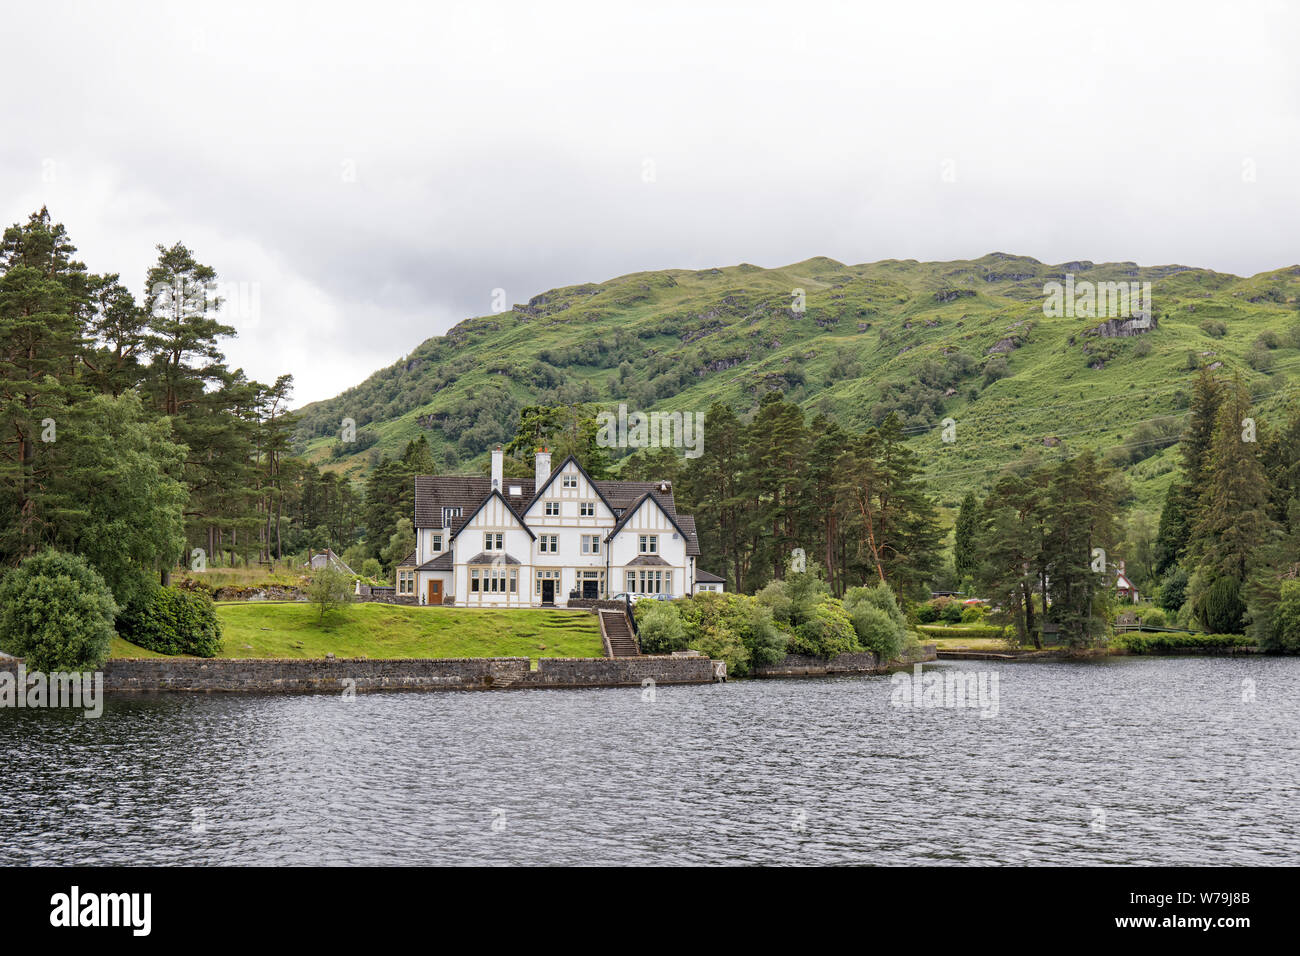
305, 548, 354, 575
694, 569, 725, 594
1116, 561, 1139, 603
396, 446, 705, 607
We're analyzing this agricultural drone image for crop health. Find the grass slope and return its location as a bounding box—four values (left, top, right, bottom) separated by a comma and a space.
293, 253, 1300, 514
110, 603, 604, 660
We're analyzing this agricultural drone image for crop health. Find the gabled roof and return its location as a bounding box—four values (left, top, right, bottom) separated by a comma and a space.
605, 491, 691, 543
527, 454, 617, 515
449, 489, 536, 541
412, 464, 698, 555
396, 549, 418, 569
414, 475, 537, 530
695, 568, 725, 584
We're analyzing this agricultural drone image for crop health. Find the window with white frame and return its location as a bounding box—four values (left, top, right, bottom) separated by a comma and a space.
626, 569, 670, 595
544, 501, 560, 517
639, 534, 658, 554
562, 474, 578, 489
582, 535, 600, 554
442, 507, 461, 526
397, 570, 414, 595
579, 501, 595, 517
484, 532, 503, 550
430, 533, 442, 553
539, 534, 559, 553
470, 566, 517, 594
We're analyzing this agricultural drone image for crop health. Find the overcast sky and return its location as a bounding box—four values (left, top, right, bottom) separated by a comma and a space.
3, 0, 1297, 405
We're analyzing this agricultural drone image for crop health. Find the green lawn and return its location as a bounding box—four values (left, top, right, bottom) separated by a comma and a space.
111, 602, 604, 660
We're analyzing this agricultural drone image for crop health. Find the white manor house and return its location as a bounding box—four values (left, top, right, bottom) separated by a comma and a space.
395, 446, 725, 607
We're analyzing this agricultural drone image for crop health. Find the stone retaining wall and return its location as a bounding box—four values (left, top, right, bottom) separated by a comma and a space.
566, 598, 630, 612
754, 643, 937, 678
0, 655, 718, 694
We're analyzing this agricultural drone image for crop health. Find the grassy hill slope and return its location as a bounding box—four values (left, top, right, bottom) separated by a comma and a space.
292, 253, 1300, 513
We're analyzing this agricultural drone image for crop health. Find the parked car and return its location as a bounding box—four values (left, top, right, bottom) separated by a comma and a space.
651, 593, 676, 601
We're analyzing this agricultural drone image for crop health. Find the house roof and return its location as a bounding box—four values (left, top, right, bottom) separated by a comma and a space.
605, 490, 691, 543
462, 552, 522, 565
448, 489, 536, 541
526, 453, 618, 515
412, 465, 700, 555
417, 552, 454, 571
306, 548, 355, 575
626, 553, 670, 566
695, 568, 725, 583
414, 475, 537, 531
397, 549, 418, 569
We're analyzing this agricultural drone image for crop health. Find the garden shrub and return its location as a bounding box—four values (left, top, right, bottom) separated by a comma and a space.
118, 584, 222, 657
0, 550, 118, 672
843, 582, 909, 661
1195, 576, 1246, 634
636, 600, 689, 654
788, 596, 858, 659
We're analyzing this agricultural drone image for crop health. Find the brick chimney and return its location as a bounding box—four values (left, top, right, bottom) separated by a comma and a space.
535, 446, 551, 487
491, 445, 503, 492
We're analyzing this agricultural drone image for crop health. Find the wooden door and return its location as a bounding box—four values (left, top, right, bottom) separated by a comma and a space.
428, 580, 443, 605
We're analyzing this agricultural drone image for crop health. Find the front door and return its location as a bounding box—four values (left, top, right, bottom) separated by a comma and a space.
427, 580, 443, 605
541, 579, 555, 605
582, 579, 598, 599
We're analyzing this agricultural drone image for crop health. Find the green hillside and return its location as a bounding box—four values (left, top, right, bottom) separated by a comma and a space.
293, 253, 1300, 511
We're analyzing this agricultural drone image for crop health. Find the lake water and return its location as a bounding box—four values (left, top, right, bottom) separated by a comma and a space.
2, 657, 1297, 865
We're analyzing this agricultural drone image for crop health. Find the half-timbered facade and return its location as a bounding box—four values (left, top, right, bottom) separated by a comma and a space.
396, 447, 719, 607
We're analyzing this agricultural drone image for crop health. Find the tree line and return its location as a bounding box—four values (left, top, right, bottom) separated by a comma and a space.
0, 207, 360, 610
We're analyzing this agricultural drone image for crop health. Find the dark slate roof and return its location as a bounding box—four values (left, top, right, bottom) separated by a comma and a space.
416, 552, 454, 571
449, 489, 535, 541
605, 491, 692, 544
695, 568, 725, 583
626, 554, 670, 566
397, 549, 418, 569
462, 552, 522, 565
676, 514, 701, 557
414, 469, 699, 554
414, 475, 537, 530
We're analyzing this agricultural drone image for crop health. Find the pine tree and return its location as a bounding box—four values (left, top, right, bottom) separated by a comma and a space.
1190, 376, 1278, 630
0, 208, 91, 559
954, 491, 980, 580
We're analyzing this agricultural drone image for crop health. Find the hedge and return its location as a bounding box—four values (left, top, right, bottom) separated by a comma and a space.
1116, 632, 1256, 654
915, 625, 1008, 639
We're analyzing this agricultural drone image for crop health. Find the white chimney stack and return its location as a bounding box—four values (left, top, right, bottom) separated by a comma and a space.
491, 445, 503, 492
535, 446, 552, 487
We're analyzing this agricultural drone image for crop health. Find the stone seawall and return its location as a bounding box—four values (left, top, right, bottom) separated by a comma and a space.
0, 655, 718, 694
753, 643, 937, 678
